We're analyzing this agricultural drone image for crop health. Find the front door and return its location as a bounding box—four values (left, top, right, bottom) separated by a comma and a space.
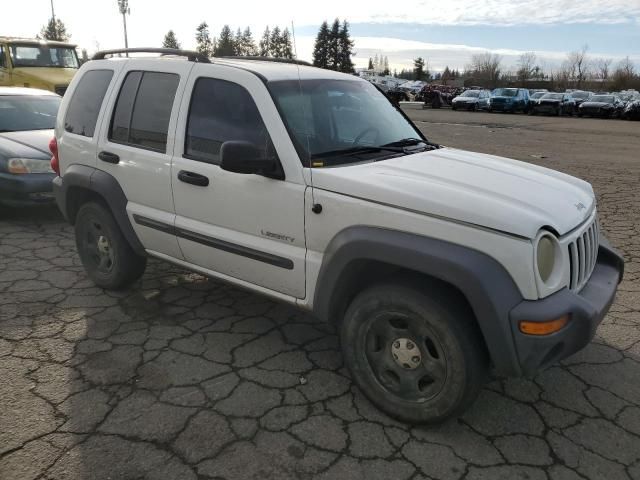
171, 65, 306, 299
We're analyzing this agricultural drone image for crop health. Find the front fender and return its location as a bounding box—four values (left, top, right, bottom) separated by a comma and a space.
313, 226, 525, 376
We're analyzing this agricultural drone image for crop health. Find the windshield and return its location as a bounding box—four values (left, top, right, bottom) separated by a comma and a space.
494, 89, 518, 97
10, 44, 79, 68
571, 91, 590, 99
0, 95, 60, 132
531, 92, 545, 99
269, 79, 425, 166
542, 93, 563, 100
460, 90, 480, 98
590, 95, 614, 103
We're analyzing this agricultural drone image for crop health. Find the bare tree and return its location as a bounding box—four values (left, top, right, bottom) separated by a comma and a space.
594, 58, 612, 81
516, 52, 537, 86
467, 52, 502, 86
612, 56, 636, 89
567, 44, 589, 88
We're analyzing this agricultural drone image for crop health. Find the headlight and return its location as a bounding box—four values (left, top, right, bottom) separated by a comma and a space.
535, 232, 562, 286
7, 158, 53, 174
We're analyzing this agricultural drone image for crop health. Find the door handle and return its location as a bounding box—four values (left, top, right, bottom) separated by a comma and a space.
98, 151, 120, 164
178, 170, 209, 187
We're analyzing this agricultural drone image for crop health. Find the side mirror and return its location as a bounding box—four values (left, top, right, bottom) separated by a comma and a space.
220, 141, 283, 180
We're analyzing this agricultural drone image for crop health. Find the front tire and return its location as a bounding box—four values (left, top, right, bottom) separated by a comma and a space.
340, 282, 488, 423
75, 202, 147, 289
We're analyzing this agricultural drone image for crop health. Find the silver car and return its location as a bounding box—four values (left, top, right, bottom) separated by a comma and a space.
451, 89, 490, 111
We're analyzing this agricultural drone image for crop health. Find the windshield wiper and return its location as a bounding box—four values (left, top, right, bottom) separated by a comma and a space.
381, 138, 426, 148
311, 145, 406, 160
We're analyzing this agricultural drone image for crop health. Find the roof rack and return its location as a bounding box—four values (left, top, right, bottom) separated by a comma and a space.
92, 48, 210, 63
219, 56, 312, 66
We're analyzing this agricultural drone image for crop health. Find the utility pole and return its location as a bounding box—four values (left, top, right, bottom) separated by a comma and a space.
117, 0, 130, 53
50, 0, 56, 24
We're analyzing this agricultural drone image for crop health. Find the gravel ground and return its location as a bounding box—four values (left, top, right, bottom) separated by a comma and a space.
0, 108, 638, 480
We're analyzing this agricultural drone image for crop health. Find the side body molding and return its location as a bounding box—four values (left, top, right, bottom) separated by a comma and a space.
53, 165, 146, 256
312, 227, 525, 376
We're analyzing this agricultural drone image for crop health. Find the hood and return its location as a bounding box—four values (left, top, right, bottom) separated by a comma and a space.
453, 97, 478, 102
539, 99, 561, 104
491, 96, 515, 101
0, 130, 53, 159
311, 148, 595, 239
581, 102, 613, 108
11, 67, 76, 87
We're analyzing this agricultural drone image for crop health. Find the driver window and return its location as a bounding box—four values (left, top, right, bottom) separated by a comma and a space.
185, 77, 275, 165
0, 46, 6, 69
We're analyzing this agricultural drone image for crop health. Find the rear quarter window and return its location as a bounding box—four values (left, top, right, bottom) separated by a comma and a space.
63, 69, 114, 137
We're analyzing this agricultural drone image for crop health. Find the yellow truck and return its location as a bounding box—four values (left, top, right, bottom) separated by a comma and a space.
0, 37, 79, 96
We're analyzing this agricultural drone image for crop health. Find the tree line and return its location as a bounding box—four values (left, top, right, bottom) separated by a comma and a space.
162, 24, 294, 58
464, 47, 639, 91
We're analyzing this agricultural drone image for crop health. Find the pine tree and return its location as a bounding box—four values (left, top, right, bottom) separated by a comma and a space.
328, 19, 340, 70
215, 25, 235, 57
373, 54, 379, 73
442, 66, 451, 84
270, 26, 282, 57
337, 20, 354, 73
368, 57, 374, 70
383, 56, 390, 75
259, 27, 271, 56
414, 57, 426, 80
39, 17, 70, 42
280, 28, 294, 59
162, 30, 180, 49
195, 22, 213, 56
234, 28, 243, 55
312, 21, 330, 69
240, 27, 258, 56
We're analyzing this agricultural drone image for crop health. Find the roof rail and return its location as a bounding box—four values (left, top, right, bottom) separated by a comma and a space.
92, 48, 210, 63
219, 56, 312, 66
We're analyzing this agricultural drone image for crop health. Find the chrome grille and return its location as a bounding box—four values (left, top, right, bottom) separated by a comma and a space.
568, 219, 599, 291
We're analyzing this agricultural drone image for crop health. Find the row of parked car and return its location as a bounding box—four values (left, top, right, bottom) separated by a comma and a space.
446, 88, 640, 120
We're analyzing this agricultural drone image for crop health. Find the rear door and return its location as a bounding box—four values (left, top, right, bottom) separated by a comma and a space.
171, 64, 306, 299
96, 60, 193, 259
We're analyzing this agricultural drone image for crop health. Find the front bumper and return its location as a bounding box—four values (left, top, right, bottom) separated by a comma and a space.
0, 172, 56, 206
509, 238, 624, 376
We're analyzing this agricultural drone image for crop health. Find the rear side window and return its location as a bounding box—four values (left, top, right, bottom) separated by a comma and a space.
109, 71, 179, 153
64, 69, 113, 137
185, 78, 274, 164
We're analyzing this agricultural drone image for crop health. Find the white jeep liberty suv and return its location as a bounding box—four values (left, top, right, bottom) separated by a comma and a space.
51, 48, 624, 423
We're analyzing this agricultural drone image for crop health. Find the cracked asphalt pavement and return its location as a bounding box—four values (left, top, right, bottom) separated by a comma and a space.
1, 109, 639, 479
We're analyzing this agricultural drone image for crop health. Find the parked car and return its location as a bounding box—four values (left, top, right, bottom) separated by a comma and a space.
451, 89, 490, 111
52, 48, 623, 424
488, 88, 530, 113
578, 94, 624, 118
568, 91, 592, 112
528, 91, 546, 110
0, 37, 79, 96
0, 87, 60, 206
622, 98, 640, 120
530, 93, 575, 116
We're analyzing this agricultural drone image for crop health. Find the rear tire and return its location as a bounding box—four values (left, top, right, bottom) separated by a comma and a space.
75, 202, 147, 289
340, 282, 488, 423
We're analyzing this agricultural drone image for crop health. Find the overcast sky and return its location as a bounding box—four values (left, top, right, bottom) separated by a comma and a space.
4, 0, 640, 72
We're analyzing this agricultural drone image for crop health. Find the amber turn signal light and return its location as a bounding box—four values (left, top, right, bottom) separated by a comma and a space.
519, 315, 570, 335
